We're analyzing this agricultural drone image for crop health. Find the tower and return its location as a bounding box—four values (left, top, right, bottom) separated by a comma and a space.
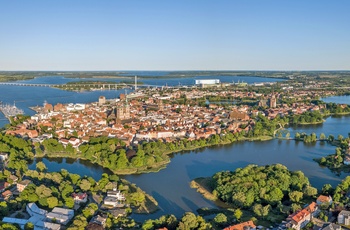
270, 95, 277, 108
116, 90, 130, 120
135, 75, 137, 91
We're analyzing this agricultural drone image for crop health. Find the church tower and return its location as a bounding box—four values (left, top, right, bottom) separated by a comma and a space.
270, 95, 277, 108
116, 92, 130, 120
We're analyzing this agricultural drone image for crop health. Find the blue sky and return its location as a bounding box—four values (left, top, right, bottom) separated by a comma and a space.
0, 0, 349, 71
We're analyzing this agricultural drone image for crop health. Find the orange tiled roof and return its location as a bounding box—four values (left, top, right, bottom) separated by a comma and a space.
291, 209, 310, 223
317, 195, 331, 203
224, 221, 256, 230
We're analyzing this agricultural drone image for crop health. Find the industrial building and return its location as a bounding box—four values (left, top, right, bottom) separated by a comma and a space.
195, 79, 220, 85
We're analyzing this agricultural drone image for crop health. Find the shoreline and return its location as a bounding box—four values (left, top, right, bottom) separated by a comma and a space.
190, 177, 232, 209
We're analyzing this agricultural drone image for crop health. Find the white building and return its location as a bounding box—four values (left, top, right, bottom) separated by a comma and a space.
46, 207, 74, 225
2, 203, 61, 230
66, 103, 86, 111
338, 210, 350, 225
195, 79, 220, 85
26, 203, 47, 218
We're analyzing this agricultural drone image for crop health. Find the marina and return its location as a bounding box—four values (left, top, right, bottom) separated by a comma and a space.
0, 101, 24, 120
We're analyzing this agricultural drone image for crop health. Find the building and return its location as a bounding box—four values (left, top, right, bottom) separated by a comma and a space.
195, 79, 220, 85
228, 109, 250, 120
26, 203, 48, 217
287, 209, 311, 230
86, 222, 104, 230
3, 203, 61, 230
17, 179, 32, 192
259, 99, 268, 107
116, 100, 130, 120
66, 103, 85, 111
46, 207, 74, 225
1, 190, 12, 200
35, 221, 61, 230
89, 215, 107, 227
103, 197, 121, 207
316, 195, 333, 206
2, 217, 28, 229
72, 192, 88, 204
338, 210, 350, 225
270, 95, 277, 108
322, 223, 342, 230
224, 220, 256, 230
107, 189, 126, 201
99, 96, 106, 106
104, 188, 126, 207
0, 182, 10, 192
0, 153, 8, 170
0, 153, 8, 162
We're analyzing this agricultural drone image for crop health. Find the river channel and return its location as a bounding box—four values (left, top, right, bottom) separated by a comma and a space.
1, 75, 349, 221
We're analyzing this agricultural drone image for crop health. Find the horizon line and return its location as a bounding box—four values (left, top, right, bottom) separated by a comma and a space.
1, 69, 350, 72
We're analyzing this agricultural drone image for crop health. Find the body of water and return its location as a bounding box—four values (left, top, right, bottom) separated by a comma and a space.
0, 75, 284, 126
3, 75, 350, 221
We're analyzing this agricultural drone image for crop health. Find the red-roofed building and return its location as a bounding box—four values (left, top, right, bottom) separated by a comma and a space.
316, 195, 333, 205
224, 220, 256, 230
72, 192, 88, 204
1, 190, 12, 200
286, 207, 313, 230
0, 182, 10, 192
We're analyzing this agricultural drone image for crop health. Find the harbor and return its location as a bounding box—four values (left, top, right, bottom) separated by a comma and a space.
0, 101, 24, 121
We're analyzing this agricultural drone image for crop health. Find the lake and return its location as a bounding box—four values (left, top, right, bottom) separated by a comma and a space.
28, 111, 350, 220
3, 75, 349, 220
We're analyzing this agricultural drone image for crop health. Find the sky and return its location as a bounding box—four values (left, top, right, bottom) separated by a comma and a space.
0, 0, 349, 71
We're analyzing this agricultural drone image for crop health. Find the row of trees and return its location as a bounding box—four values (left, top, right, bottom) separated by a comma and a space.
142, 212, 212, 230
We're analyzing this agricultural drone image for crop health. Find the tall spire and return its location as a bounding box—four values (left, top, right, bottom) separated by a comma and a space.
124, 89, 128, 106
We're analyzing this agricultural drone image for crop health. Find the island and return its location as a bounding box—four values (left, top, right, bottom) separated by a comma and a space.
2, 71, 350, 229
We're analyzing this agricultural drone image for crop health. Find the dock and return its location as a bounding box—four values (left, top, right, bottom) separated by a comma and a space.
0, 102, 24, 120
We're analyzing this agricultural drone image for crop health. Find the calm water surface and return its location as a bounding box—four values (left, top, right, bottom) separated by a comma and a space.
3, 76, 350, 220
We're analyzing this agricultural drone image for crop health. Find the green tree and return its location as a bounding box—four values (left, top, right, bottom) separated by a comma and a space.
234, 209, 243, 220
24, 222, 34, 230
253, 204, 270, 219
0, 201, 9, 216
130, 192, 145, 206
289, 191, 303, 203
65, 197, 75, 209
69, 174, 81, 185
320, 133, 326, 141
303, 186, 317, 197
291, 203, 301, 213
142, 220, 154, 230
338, 134, 344, 141
214, 213, 227, 226
79, 179, 91, 192
47, 197, 58, 208
0, 223, 20, 230
322, 184, 334, 196
320, 157, 327, 165
35, 162, 47, 172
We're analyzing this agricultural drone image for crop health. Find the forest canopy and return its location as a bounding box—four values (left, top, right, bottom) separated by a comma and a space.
212, 164, 315, 208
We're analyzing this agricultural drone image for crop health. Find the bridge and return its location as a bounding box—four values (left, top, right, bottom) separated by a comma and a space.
0, 82, 194, 89
0, 82, 55, 87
